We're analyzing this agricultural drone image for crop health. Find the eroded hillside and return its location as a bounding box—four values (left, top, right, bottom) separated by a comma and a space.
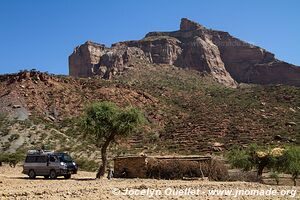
0, 66, 299, 161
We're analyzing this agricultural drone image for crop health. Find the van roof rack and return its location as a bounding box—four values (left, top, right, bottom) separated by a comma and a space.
27, 150, 54, 155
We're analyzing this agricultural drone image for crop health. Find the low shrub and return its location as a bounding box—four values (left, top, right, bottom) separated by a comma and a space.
0, 152, 25, 167
227, 148, 252, 171
208, 159, 229, 181
269, 171, 280, 185
8, 134, 20, 142
75, 157, 98, 172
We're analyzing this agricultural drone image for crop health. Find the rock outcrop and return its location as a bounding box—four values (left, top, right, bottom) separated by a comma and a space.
69, 41, 105, 77
69, 18, 300, 87
69, 41, 150, 79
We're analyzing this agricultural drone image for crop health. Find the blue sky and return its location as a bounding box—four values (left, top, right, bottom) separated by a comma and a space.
0, 0, 299, 75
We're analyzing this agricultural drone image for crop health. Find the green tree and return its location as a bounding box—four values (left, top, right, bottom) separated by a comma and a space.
277, 146, 300, 186
227, 148, 252, 171
228, 145, 300, 185
81, 102, 145, 178
227, 144, 273, 178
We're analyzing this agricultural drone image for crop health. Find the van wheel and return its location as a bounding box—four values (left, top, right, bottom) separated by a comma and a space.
28, 170, 36, 179
64, 174, 71, 179
49, 170, 57, 179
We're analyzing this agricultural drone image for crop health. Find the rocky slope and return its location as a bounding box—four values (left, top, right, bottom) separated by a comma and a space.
0, 68, 299, 158
69, 18, 300, 87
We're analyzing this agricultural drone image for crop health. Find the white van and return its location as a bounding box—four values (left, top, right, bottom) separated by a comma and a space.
22, 150, 78, 179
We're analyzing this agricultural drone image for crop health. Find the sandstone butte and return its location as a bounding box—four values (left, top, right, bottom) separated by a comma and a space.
69, 18, 300, 88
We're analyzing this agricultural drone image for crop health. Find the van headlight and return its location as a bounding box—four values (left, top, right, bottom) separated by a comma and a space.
60, 162, 67, 167
72, 162, 76, 166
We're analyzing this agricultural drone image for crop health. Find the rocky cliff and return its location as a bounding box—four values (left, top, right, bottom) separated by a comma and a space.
69, 18, 300, 87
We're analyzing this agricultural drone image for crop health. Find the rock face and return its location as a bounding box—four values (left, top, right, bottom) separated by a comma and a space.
69, 41, 105, 77
69, 41, 149, 79
69, 18, 300, 87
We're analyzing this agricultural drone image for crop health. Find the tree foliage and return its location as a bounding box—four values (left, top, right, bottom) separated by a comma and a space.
227, 148, 252, 171
276, 146, 300, 186
81, 101, 145, 178
227, 144, 271, 176
227, 145, 300, 185
82, 102, 144, 143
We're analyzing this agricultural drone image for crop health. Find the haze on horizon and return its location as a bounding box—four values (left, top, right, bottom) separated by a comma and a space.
0, 0, 299, 75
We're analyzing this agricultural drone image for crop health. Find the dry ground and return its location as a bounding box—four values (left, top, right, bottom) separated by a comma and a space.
0, 165, 299, 200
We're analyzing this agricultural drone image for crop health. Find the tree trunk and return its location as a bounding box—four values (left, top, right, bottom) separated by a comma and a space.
256, 158, 269, 181
96, 134, 114, 179
292, 175, 297, 186
257, 166, 264, 178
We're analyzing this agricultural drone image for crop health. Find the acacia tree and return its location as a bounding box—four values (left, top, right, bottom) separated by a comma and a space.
227, 144, 277, 179
81, 101, 145, 178
276, 146, 300, 186
228, 145, 300, 185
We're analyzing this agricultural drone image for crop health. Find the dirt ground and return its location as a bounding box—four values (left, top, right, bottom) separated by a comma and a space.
0, 165, 299, 200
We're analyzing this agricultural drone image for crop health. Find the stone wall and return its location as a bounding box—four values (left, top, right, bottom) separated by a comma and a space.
113, 156, 148, 178
113, 156, 212, 179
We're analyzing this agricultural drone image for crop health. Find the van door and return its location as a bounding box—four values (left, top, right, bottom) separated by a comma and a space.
47, 155, 59, 174
24, 155, 37, 174
36, 155, 48, 175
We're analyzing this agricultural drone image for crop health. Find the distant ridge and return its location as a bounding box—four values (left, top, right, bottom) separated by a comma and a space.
69, 18, 300, 87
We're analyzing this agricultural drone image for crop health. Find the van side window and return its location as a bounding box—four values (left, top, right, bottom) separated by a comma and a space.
25, 156, 36, 163
49, 155, 57, 162
36, 156, 47, 163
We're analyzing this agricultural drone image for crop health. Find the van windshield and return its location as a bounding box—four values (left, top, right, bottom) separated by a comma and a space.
58, 154, 73, 163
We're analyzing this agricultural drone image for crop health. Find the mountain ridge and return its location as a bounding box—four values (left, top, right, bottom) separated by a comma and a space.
69, 18, 300, 87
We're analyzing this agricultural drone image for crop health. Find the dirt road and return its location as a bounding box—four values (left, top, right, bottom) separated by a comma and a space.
0, 165, 298, 199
